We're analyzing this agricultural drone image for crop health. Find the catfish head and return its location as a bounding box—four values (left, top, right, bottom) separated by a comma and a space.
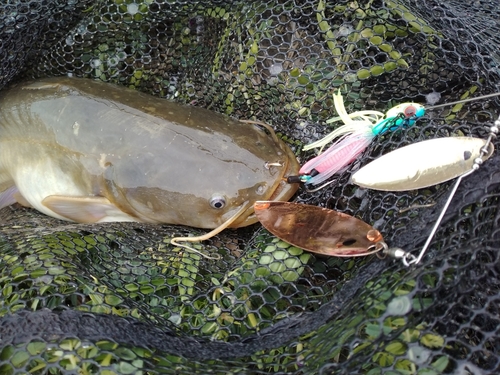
0, 77, 300, 234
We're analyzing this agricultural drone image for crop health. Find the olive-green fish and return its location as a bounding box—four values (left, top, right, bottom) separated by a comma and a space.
0, 77, 299, 242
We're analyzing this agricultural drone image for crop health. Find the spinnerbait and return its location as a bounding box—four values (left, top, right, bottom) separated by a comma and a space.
254, 115, 496, 260
286, 91, 425, 188
288, 91, 500, 190
384, 114, 500, 266
254, 96, 499, 262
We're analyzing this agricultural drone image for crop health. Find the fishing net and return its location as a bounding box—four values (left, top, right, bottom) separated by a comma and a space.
1, 0, 499, 373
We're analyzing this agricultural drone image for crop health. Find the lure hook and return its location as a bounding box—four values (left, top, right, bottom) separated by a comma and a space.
303, 178, 337, 192
287, 169, 337, 192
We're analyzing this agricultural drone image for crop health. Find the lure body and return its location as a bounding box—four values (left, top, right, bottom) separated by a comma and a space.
254, 201, 384, 256
297, 92, 425, 185
299, 134, 372, 177
0, 77, 300, 228
351, 137, 494, 191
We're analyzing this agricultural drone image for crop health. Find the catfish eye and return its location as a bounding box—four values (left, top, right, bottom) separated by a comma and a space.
210, 195, 226, 209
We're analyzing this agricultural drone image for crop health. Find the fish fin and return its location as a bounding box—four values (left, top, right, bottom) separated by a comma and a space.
42, 195, 135, 223
13, 192, 32, 207
0, 185, 18, 209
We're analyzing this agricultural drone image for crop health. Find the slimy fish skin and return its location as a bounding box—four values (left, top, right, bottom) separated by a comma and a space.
0, 77, 300, 229
351, 137, 494, 191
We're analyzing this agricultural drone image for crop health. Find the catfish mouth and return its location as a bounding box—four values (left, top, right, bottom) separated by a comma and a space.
231, 137, 301, 228
265, 138, 301, 202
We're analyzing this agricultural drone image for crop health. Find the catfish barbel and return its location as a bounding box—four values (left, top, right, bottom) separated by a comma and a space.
0, 77, 300, 246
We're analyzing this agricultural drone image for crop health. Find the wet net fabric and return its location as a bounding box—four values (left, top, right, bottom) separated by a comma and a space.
1, 0, 500, 374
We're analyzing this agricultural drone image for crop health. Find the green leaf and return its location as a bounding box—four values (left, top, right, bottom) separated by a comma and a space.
104, 295, 123, 306
431, 355, 450, 371
385, 341, 406, 355
11, 350, 29, 368
357, 69, 371, 80
370, 65, 385, 76
420, 333, 444, 348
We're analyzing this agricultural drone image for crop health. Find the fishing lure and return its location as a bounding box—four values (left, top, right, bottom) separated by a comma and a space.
288, 91, 425, 187
288, 91, 500, 189
254, 201, 386, 257
386, 115, 499, 266
351, 137, 495, 191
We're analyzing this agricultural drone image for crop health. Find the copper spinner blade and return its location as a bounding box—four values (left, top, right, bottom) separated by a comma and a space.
254, 201, 384, 257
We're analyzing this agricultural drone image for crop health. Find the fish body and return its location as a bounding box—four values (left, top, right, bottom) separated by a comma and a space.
0, 77, 299, 228
351, 137, 494, 191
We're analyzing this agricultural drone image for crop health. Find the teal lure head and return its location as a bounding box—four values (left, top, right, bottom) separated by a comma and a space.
371, 103, 426, 135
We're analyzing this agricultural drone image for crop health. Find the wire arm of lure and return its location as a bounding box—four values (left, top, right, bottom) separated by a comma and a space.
385, 115, 499, 266
426, 92, 500, 110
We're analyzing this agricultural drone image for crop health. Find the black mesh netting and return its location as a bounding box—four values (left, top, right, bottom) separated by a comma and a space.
1, 0, 500, 374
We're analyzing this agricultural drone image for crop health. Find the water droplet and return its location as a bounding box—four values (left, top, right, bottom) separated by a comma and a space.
108, 56, 119, 67
425, 91, 441, 106
269, 63, 283, 76
116, 51, 127, 60
407, 346, 431, 364
335, 25, 354, 37
127, 3, 139, 15
256, 184, 267, 195
5, 16, 16, 28
77, 24, 88, 34
386, 295, 412, 315
90, 59, 101, 68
